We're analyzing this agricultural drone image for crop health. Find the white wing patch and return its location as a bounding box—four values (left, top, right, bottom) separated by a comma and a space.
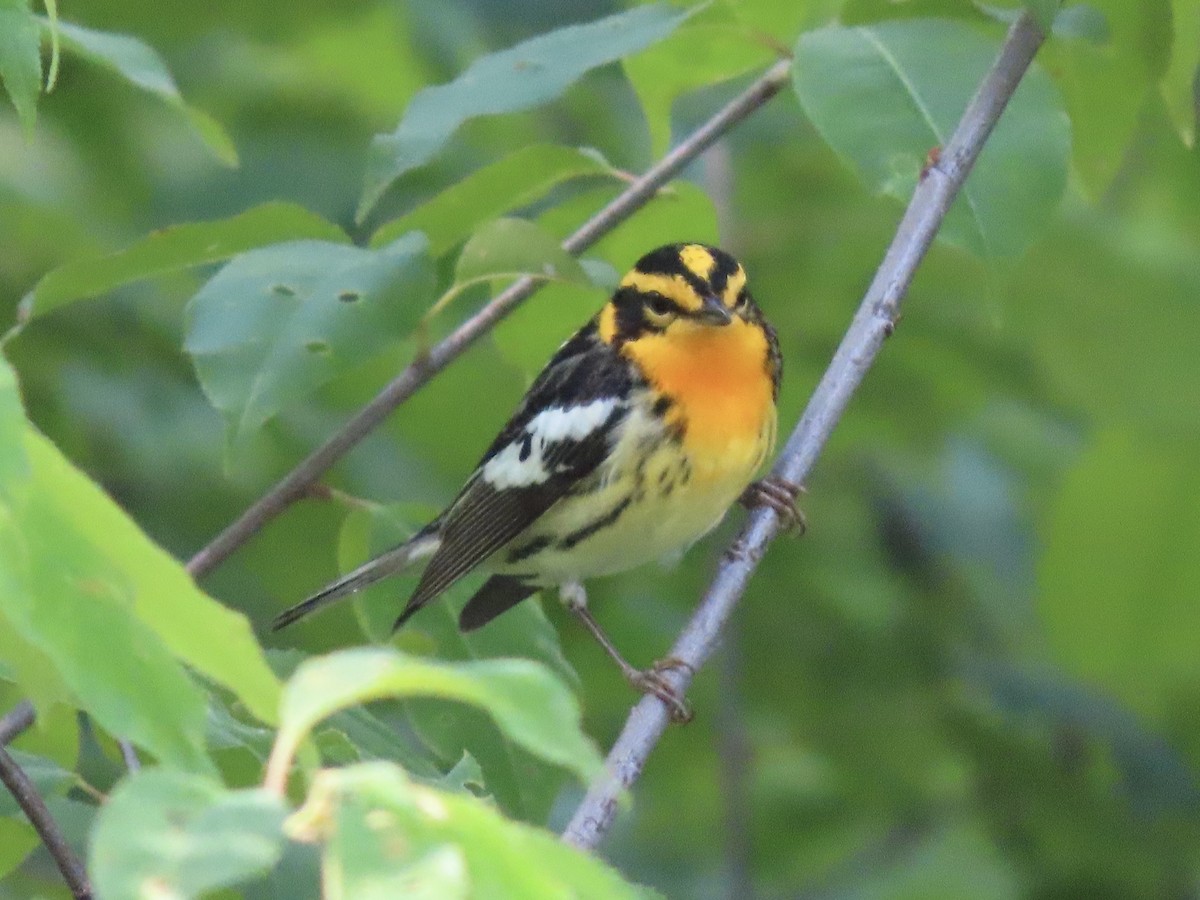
482, 398, 617, 489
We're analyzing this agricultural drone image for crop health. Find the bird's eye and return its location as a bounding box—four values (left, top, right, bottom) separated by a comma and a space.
734, 290, 750, 310
644, 292, 676, 321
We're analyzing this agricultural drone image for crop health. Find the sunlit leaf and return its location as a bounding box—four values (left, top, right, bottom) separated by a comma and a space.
21, 202, 345, 321
0, 430, 214, 771
287, 764, 653, 900
0, 352, 27, 488
272, 647, 600, 790
91, 770, 287, 900
0, 0, 41, 135
359, 3, 692, 219
370, 144, 612, 255
792, 18, 1069, 258
184, 232, 434, 452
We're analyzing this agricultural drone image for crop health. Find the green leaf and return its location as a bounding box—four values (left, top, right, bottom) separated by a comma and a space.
184, 232, 434, 452
91, 770, 287, 900
624, 17, 774, 156
0, 351, 28, 489
1038, 430, 1200, 720
370, 144, 611, 255
792, 19, 1069, 258
1035, 0, 1168, 195
1162, 0, 1200, 146
20, 202, 346, 321
289, 763, 653, 900
272, 647, 601, 790
359, 3, 692, 219
332, 505, 578, 821
454, 218, 587, 288
1024, 0, 1061, 30
0, 816, 39, 881
1, 357, 280, 762
43, 18, 238, 166
0, 430, 213, 772
0, 1, 41, 136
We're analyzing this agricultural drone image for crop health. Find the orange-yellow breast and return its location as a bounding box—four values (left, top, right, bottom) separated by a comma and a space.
622, 318, 776, 473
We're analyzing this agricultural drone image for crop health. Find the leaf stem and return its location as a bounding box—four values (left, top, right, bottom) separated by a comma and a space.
560, 11, 1049, 850
185, 58, 794, 580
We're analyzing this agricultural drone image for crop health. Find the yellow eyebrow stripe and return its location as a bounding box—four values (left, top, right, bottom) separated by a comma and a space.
722, 266, 746, 307
618, 271, 702, 312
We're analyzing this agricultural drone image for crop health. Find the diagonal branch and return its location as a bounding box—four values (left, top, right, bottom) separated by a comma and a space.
0, 700, 35, 745
561, 11, 1048, 849
186, 59, 794, 580
0, 716, 92, 899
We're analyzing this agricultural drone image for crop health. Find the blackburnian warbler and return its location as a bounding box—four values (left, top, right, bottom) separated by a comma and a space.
273, 243, 799, 720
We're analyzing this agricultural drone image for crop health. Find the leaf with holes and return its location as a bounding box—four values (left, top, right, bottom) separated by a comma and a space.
793, 18, 1069, 258
184, 233, 434, 453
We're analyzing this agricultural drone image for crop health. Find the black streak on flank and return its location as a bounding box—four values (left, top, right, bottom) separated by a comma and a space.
557, 495, 633, 551
518, 433, 533, 462
506, 535, 552, 564
651, 396, 673, 418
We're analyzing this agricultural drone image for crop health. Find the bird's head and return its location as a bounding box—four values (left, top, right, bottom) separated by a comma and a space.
598, 243, 761, 345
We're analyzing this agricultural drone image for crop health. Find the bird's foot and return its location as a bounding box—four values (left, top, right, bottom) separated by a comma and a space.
740, 476, 806, 535
627, 657, 694, 724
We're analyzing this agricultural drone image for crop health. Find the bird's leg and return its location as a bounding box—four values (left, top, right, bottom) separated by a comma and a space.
560, 582, 694, 724
740, 475, 806, 535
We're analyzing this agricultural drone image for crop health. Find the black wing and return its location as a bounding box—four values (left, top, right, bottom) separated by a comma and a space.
395, 321, 634, 625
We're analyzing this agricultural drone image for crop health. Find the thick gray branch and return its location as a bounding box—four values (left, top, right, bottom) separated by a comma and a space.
561, 12, 1048, 849
186, 59, 793, 579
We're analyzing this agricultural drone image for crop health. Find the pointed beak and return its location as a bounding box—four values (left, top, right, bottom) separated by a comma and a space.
695, 294, 733, 326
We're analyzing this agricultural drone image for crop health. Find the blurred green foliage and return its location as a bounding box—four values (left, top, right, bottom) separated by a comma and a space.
2, 0, 1200, 896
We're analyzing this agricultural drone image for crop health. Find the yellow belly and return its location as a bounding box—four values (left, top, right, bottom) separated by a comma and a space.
501, 399, 775, 584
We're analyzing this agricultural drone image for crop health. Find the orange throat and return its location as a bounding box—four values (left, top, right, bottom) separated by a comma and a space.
624, 319, 775, 465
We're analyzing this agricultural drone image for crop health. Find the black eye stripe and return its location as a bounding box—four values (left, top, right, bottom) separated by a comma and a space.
645, 292, 675, 315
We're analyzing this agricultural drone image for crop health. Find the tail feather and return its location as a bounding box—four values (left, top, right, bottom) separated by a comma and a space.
271, 530, 440, 631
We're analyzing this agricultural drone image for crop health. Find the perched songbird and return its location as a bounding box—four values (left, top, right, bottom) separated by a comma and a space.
273, 243, 799, 720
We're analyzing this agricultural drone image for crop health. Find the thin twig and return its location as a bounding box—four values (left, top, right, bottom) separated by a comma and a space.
0, 745, 92, 899
561, 12, 1048, 849
185, 59, 794, 580
0, 700, 35, 745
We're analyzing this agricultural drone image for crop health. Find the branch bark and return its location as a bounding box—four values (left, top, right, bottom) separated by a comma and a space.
186, 59, 793, 580
0, 700, 34, 745
561, 11, 1048, 849
0, 742, 91, 899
